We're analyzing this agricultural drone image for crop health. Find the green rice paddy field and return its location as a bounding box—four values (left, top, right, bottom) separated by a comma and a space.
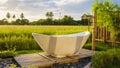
0, 25, 92, 51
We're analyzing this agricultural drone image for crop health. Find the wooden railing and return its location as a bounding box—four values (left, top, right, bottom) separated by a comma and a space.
95, 27, 120, 43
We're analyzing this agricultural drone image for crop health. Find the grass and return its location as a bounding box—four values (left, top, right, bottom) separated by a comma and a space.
16, 50, 43, 55
0, 25, 92, 51
84, 41, 115, 51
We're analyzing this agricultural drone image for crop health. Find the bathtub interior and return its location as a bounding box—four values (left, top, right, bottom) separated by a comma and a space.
52, 31, 90, 37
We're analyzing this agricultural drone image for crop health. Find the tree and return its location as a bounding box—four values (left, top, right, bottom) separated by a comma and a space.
6, 12, 11, 22
21, 19, 29, 25
49, 12, 54, 19
61, 15, 74, 25
38, 19, 47, 25
20, 13, 24, 20
46, 12, 49, 19
1, 18, 8, 25
13, 15, 16, 19
45, 11, 54, 25
12, 14, 16, 21
53, 19, 62, 25
46, 11, 54, 19
15, 19, 21, 25
92, 0, 120, 45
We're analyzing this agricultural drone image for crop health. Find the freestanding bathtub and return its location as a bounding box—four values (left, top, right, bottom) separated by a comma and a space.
32, 31, 90, 58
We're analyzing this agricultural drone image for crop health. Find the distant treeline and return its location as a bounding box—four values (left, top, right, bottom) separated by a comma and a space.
0, 12, 92, 25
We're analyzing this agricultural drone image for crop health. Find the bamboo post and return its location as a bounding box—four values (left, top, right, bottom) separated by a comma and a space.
92, 11, 97, 51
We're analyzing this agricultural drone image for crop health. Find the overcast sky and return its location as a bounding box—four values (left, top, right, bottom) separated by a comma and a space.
0, 0, 120, 21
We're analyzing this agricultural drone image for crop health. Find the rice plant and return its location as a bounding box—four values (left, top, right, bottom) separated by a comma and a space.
0, 25, 91, 50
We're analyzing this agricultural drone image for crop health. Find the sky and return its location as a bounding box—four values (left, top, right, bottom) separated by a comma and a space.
0, 0, 120, 22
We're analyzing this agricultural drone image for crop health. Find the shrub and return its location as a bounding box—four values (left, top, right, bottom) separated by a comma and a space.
0, 45, 17, 58
7, 64, 17, 68
92, 49, 120, 68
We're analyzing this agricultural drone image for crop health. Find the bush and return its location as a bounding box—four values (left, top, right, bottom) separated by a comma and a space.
0, 44, 17, 58
92, 49, 120, 68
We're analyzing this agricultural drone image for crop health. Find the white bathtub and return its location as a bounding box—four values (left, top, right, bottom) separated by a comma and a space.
32, 31, 90, 58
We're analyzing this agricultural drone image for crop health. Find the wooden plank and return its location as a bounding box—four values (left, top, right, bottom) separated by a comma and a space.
39, 53, 77, 64
14, 49, 96, 67
14, 53, 54, 67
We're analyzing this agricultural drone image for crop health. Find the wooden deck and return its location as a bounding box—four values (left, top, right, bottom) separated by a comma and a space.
14, 49, 96, 67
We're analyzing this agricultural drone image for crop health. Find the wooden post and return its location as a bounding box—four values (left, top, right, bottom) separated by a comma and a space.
103, 27, 106, 43
88, 19, 90, 31
92, 11, 97, 51
98, 27, 100, 39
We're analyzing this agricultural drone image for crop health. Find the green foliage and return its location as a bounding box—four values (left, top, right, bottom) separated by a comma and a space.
6, 12, 11, 20
46, 11, 54, 20
30, 15, 80, 25
0, 50, 17, 58
32, 19, 47, 25
0, 35, 40, 50
93, 0, 118, 27
17, 50, 43, 55
12, 15, 16, 19
60, 15, 75, 25
92, 49, 120, 68
92, 0, 120, 41
20, 13, 24, 20
0, 12, 29, 25
6, 64, 38, 68
0, 18, 8, 25
11, 19, 29, 25
23, 65, 38, 68
0, 44, 17, 58
83, 41, 117, 51
0, 11, 86, 25
6, 64, 17, 68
